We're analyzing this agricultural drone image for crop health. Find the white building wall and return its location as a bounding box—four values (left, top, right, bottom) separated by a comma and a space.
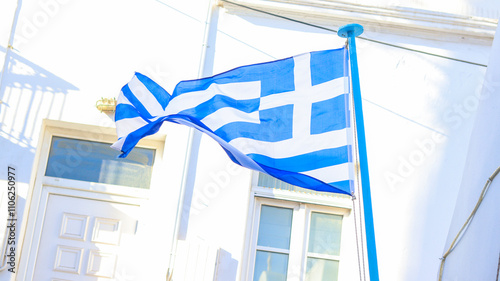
355, 34, 489, 280
0, 0, 496, 280
441, 22, 500, 281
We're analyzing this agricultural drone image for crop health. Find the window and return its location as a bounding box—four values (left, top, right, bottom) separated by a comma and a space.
248, 198, 347, 281
45, 136, 155, 189
247, 172, 354, 280
253, 205, 293, 281
305, 212, 342, 281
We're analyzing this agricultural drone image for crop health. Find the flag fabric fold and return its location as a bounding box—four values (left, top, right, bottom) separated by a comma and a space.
112, 46, 354, 194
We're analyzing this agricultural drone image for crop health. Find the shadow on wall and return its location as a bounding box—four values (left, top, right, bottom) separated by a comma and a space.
0, 45, 78, 183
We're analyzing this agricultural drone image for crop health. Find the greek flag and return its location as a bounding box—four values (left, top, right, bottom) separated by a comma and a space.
112, 47, 354, 194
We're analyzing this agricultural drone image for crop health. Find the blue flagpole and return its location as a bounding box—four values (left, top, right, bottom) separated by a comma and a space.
338, 23, 380, 281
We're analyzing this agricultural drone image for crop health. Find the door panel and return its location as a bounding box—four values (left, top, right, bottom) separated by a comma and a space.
33, 194, 140, 280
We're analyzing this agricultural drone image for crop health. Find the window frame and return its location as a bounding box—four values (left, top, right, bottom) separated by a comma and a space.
38, 120, 165, 198
245, 196, 350, 281
44, 135, 156, 190
304, 211, 344, 281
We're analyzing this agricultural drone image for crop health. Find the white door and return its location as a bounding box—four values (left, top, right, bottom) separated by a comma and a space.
18, 122, 167, 281
33, 194, 141, 280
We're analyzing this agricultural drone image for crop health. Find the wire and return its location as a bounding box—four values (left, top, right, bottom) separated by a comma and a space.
438, 166, 500, 281
222, 0, 339, 34
220, 0, 488, 68
359, 37, 487, 67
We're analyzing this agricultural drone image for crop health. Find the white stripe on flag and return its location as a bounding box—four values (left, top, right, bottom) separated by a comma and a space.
302, 162, 353, 183
115, 117, 149, 139
111, 137, 125, 151
292, 53, 312, 139
128, 75, 166, 117
228, 128, 352, 159
202, 107, 260, 132
259, 76, 348, 111
117, 91, 134, 107
165, 81, 261, 115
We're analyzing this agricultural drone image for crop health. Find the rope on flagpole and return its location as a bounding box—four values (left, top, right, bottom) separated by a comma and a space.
438, 165, 500, 281
352, 195, 367, 281
351, 62, 367, 281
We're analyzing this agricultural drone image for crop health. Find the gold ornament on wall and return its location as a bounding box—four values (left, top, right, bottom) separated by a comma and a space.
96, 97, 117, 112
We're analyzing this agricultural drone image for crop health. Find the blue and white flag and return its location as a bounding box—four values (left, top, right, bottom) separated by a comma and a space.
112, 47, 354, 194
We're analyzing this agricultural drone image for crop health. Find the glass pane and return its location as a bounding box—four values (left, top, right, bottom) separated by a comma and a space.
305, 258, 339, 281
45, 137, 155, 189
253, 251, 288, 281
308, 212, 342, 256
257, 205, 293, 249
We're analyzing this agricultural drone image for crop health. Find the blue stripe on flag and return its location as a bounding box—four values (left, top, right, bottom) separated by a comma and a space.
310, 49, 347, 86
311, 94, 350, 134
258, 163, 351, 194
118, 118, 164, 158
215, 105, 293, 142
327, 180, 353, 193
177, 95, 260, 120
247, 146, 350, 173
121, 84, 155, 120
114, 104, 142, 121
135, 72, 171, 110
172, 56, 296, 98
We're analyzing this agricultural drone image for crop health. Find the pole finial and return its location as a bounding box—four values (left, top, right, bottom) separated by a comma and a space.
338, 23, 364, 38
